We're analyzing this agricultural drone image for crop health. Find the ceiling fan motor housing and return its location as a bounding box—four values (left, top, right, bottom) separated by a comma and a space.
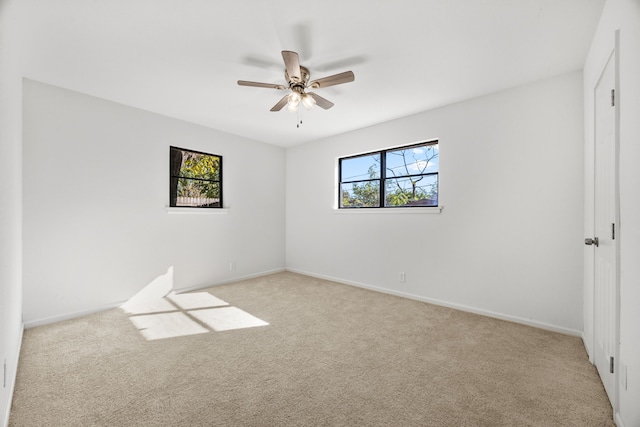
286, 65, 310, 89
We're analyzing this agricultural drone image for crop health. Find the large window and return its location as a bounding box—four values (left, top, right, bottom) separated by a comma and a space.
170, 146, 222, 208
339, 141, 438, 208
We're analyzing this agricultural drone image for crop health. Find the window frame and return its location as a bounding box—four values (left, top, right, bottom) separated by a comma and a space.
169, 146, 223, 209
338, 140, 439, 209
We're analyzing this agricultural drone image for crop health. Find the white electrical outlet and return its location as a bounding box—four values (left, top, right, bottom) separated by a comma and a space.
3, 358, 6, 388
399, 272, 406, 283
229, 261, 237, 271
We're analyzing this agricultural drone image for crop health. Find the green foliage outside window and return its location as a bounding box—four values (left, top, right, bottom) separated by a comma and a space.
178, 152, 221, 199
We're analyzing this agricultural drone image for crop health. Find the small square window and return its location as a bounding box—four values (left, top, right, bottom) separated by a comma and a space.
170, 146, 222, 208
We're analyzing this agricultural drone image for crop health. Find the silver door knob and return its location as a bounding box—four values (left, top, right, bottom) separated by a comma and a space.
585, 237, 599, 247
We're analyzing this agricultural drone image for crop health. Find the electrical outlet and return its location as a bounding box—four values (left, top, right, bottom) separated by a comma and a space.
399, 272, 406, 283
3, 358, 6, 388
229, 261, 236, 272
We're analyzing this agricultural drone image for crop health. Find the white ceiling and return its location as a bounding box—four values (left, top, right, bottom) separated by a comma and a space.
15, 0, 605, 147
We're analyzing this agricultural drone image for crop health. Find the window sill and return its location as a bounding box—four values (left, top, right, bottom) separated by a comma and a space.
333, 206, 443, 214
166, 207, 229, 215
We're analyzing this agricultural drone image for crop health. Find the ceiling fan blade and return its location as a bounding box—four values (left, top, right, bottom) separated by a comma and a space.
308, 92, 334, 110
238, 80, 286, 90
282, 51, 301, 82
308, 71, 355, 89
270, 95, 289, 112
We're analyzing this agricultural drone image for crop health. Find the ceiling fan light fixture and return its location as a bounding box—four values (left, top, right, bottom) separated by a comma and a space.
302, 93, 316, 110
287, 92, 301, 112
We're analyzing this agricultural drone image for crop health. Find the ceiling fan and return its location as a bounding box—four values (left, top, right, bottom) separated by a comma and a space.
238, 50, 355, 112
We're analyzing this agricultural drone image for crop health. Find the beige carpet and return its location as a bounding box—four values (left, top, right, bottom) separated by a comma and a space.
10, 272, 613, 426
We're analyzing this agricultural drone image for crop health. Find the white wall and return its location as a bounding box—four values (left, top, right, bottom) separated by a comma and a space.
0, 0, 24, 425
584, 0, 640, 425
22, 80, 286, 325
286, 71, 584, 334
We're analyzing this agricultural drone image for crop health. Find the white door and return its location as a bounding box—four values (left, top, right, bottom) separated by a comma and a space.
590, 50, 618, 406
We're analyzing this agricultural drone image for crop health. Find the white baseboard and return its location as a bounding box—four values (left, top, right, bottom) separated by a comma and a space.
286, 268, 582, 337
581, 331, 594, 363
615, 413, 625, 427
176, 268, 286, 293
2, 323, 24, 427
24, 268, 287, 329
24, 301, 126, 329
25, 267, 582, 337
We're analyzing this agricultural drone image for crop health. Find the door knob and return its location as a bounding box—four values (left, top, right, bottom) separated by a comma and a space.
585, 237, 599, 247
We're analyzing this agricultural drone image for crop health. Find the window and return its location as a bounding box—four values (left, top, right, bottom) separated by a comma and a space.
339, 141, 438, 208
170, 146, 222, 208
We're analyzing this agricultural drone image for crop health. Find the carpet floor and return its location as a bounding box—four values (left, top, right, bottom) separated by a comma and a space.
9, 272, 614, 426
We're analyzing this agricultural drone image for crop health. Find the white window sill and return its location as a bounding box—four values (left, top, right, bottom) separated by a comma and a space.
333, 206, 443, 214
166, 207, 229, 215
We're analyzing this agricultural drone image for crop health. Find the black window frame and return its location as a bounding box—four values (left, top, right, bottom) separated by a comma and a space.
169, 146, 223, 209
338, 140, 439, 209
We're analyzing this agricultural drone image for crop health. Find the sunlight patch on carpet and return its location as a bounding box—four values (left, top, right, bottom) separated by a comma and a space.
167, 292, 228, 310
128, 312, 209, 340
188, 307, 269, 331
121, 269, 268, 341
